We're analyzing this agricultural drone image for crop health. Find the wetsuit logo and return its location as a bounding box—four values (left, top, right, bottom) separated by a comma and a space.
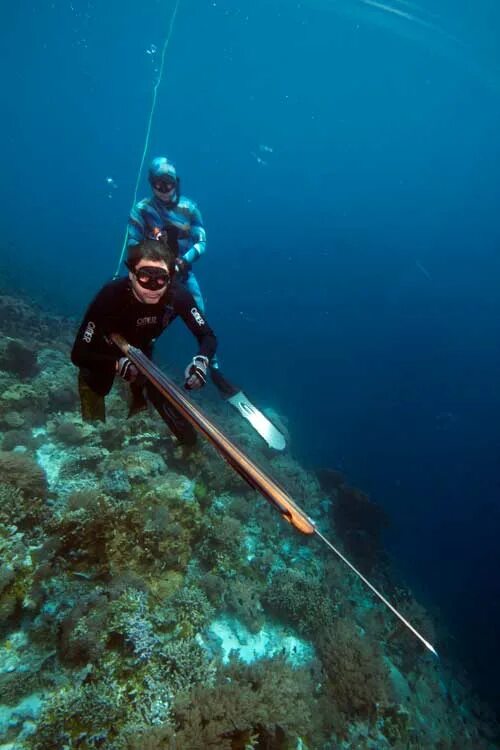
190, 307, 205, 327
83, 321, 95, 343
137, 316, 157, 327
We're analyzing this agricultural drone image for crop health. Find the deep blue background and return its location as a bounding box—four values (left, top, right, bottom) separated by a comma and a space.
2, 0, 500, 708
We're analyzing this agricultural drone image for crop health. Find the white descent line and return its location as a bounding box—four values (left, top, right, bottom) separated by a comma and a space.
314, 528, 438, 656
114, 0, 182, 278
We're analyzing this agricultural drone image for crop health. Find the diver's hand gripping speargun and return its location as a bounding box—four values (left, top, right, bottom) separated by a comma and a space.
111, 334, 438, 656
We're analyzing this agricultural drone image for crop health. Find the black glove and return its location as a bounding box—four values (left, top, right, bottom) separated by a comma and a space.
175, 257, 190, 277
117, 357, 139, 383
184, 355, 209, 390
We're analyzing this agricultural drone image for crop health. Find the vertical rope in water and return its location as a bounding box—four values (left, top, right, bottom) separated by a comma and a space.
113, 0, 182, 278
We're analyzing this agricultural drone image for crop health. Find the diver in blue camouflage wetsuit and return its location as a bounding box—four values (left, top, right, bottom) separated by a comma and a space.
127, 156, 233, 396
124, 157, 287, 449
127, 157, 206, 312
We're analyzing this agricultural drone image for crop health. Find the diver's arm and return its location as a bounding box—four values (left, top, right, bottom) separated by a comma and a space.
71, 287, 121, 371
171, 284, 217, 359
127, 203, 147, 247
181, 202, 206, 265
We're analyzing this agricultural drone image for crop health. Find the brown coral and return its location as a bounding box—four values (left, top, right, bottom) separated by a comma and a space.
0, 338, 39, 379
318, 618, 392, 723
0, 451, 48, 500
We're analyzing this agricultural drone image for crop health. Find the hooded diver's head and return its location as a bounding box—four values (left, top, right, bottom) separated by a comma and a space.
148, 156, 179, 203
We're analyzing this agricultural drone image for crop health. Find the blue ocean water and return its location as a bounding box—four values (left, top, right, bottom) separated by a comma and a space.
2, 0, 499, 716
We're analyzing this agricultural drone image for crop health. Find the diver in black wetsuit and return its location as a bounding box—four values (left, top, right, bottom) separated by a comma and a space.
71, 236, 216, 446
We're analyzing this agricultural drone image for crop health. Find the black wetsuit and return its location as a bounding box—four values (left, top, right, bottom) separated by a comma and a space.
71, 277, 217, 444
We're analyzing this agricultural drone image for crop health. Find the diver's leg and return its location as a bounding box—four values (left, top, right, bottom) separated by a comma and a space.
145, 381, 197, 446
209, 367, 239, 398
128, 382, 148, 417
128, 345, 153, 417
184, 272, 223, 371
184, 271, 205, 313
78, 370, 110, 423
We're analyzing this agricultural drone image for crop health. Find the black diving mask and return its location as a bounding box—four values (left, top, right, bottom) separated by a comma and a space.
152, 177, 176, 194
134, 266, 170, 291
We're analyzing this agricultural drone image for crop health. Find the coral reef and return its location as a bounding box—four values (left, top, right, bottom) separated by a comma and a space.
0, 338, 39, 379
0, 290, 497, 750
332, 483, 389, 573
263, 569, 338, 637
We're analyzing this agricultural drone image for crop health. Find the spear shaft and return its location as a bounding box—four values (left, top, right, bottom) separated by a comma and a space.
111, 334, 438, 656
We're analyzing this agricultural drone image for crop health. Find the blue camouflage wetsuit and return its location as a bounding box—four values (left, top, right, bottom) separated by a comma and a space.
127, 194, 207, 312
